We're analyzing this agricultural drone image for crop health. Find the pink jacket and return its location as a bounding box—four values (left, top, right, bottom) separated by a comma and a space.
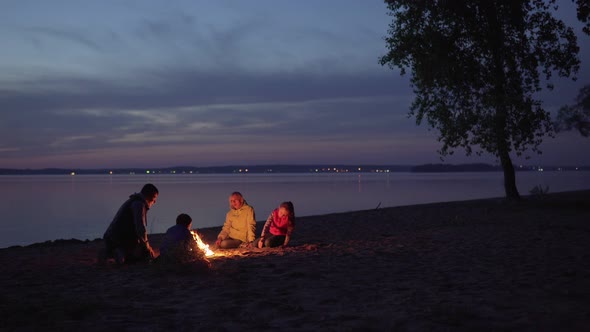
261, 208, 294, 237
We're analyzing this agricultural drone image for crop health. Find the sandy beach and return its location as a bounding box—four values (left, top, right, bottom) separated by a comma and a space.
1, 190, 589, 331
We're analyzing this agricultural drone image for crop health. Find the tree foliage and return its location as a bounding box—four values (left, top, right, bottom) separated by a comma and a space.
380, 0, 580, 198
554, 1, 589, 137
556, 84, 590, 136
574, 0, 590, 35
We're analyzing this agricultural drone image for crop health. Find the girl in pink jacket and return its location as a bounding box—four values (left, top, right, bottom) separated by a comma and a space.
256, 201, 295, 248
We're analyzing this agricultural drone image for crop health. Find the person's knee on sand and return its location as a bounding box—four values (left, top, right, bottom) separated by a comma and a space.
254, 234, 286, 248
218, 237, 242, 249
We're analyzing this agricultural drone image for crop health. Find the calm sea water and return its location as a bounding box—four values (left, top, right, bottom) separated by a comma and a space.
0, 171, 588, 248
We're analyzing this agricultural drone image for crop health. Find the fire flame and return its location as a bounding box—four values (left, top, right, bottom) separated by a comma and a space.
190, 230, 215, 257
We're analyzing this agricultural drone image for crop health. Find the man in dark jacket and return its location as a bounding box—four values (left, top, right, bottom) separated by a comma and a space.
100, 183, 159, 264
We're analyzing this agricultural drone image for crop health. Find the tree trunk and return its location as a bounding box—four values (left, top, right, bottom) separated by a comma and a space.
495, 102, 520, 200
484, 2, 521, 200
495, 104, 521, 200
498, 146, 520, 200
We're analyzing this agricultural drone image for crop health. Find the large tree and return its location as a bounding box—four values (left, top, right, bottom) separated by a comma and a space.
380, 0, 581, 199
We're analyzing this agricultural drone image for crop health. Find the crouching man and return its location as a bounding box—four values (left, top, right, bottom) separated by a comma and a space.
100, 183, 158, 264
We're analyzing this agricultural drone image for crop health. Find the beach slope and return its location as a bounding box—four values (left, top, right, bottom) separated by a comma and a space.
1, 190, 589, 331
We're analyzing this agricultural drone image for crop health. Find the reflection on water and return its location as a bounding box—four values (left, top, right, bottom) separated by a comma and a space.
0, 171, 589, 248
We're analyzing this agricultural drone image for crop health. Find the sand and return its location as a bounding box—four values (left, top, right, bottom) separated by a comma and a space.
1, 190, 589, 331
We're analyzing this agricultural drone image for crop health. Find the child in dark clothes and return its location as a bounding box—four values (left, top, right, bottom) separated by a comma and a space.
159, 213, 209, 267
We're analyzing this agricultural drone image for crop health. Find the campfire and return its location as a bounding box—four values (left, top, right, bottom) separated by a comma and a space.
190, 230, 215, 257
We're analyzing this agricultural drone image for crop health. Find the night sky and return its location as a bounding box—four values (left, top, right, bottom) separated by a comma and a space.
1, 1, 589, 169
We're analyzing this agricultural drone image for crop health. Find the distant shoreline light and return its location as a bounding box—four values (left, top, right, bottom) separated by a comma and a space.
1, 164, 589, 176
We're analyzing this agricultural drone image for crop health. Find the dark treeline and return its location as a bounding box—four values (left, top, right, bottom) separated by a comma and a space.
0, 165, 409, 175
0, 164, 588, 175
410, 164, 588, 172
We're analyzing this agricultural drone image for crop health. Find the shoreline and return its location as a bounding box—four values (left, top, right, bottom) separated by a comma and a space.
3, 172, 590, 250
3, 163, 589, 175
1, 189, 589, 330
3, 189, 587, 250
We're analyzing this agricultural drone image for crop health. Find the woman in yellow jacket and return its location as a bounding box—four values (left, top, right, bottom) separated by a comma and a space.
215, 192, 256, 249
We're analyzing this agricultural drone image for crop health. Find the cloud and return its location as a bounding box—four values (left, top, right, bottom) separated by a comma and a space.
2, 1, 587, 168
0, 65, 417, 166
25, 26, 103, 52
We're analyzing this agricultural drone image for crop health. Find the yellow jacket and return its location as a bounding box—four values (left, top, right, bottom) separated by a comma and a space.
218, 203, 256, 243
